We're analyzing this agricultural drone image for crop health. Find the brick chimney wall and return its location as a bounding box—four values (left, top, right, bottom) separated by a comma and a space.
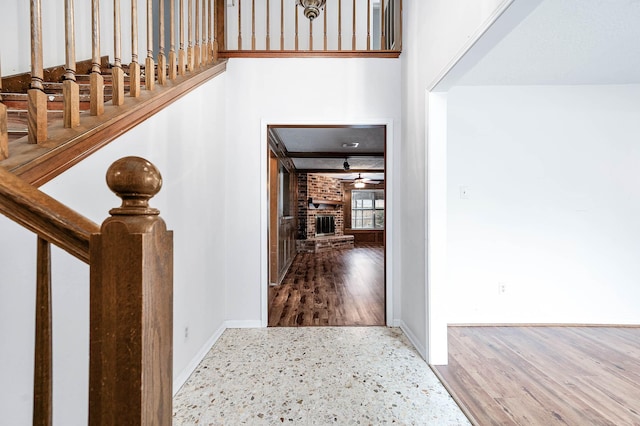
298, 174, 344, 238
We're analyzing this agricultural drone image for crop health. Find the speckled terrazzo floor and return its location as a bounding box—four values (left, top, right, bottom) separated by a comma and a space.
173, 327, 471, 425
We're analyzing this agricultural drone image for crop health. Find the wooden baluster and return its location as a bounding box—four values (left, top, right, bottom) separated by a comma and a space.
195, 0, 200, 68
309, 18, 313, 51
265, 0, 270, 50
367, 0, 371, 50
112, 0, 125, 105
188, 0, 193, 71
323, 2, 327, 51
33, 237, 53, 426
294, 3, 299, 50
145, 0, 156, 90
279, 0, 284, 50
29, 0, 47, 143
63, 0, 80, 128
208, 0, 213, 61
89, 157, 173, 426
130, 0, 141, 97
158, 0, 167, 84
179, 0, 186, 73
251, 0, 256, 50
338, 0, 342, 50
237, 0, 242, 50
169, 0, 177, 79
352, 0, 356, 50
90, 0, 104, 116
200, 0, 209, 66
1, 59, 9, 160
214, 0, 226, 58
380, 0, 385, 50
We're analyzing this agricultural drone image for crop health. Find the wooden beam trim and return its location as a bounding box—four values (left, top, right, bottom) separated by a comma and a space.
297, 168, 384, 174
286, 151, 384, 158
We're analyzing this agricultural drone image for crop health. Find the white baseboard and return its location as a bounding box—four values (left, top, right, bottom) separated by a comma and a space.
173, 323, 227, 396
225, 320, 263, 328
398, 320, 427, 361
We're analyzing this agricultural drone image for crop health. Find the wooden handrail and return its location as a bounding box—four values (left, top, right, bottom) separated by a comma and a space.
0, 166, 99, 263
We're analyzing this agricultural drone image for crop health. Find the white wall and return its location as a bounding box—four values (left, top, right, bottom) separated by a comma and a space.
223, 57, 402, 326
0, 74, 227, 425
401, 0, 510, 361
447, 84, 640, 324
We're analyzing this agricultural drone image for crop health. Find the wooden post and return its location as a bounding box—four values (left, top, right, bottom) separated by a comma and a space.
63, 0, 80, 128
130, 0, 141, 97
0, 62, 8, 160
112, 0, 125, 105
89, 157, 173, 426
33, 237, 53, 426
29, 0, 48, 143
90, 0, 105, 116
146, 0, 155, 90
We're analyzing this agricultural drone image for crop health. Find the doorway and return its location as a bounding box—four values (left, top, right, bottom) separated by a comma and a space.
265, 124, 388, 326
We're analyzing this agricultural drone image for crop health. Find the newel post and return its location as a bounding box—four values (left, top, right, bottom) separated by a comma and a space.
89, 157, 173, 426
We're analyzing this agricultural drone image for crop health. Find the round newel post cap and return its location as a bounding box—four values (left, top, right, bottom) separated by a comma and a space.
106, 156, 162, 215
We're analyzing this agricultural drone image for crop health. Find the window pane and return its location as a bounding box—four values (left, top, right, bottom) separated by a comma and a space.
374, 210, 384, 228
375, 199, 384, 209
363, 199, 373, 209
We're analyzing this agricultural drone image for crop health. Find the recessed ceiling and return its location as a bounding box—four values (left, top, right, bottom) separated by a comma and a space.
269, 125, 385, 181
456, 0, 640, 86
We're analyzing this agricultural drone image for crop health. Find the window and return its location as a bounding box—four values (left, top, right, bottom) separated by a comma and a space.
351, 190, 384, 229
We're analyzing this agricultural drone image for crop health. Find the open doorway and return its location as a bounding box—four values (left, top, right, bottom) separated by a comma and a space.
266, 125, 386, 326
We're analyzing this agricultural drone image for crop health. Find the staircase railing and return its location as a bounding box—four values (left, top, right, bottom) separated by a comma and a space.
0, 157, 173, 425
221, 0, 402, 57
0, 0, 228, 186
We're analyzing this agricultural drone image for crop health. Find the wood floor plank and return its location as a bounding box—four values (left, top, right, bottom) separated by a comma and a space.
268, 244, 385, 327
435, 326, 640, 426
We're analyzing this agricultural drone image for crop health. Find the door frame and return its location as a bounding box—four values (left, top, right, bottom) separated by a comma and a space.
260, 118, 396, 327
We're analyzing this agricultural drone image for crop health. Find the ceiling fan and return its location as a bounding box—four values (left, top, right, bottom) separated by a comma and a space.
343, 173, 380, 187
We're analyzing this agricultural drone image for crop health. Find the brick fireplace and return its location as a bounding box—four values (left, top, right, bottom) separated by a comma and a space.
296, 173, 354, 252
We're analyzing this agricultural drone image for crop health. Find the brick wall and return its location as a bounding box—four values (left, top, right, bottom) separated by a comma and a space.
297, 174, 344, 238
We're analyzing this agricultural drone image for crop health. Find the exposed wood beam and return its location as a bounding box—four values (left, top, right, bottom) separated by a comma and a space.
286, 151, 383, 158
296, 168, 384, 174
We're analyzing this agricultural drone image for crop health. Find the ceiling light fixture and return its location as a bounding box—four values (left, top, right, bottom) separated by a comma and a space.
342, 142, 359, 148
296, 0, 326, 21
354, 173, 366, 188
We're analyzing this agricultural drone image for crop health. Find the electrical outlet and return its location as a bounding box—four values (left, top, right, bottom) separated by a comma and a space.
498, 283, 506, 295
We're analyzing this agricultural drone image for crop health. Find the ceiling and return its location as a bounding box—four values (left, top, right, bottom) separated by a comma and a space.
456, 0, 640, 86
269, 126, 386, 182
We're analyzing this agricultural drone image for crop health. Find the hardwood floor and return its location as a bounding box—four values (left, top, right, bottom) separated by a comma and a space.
434, 326, 640, 426
268, 244, 385, 327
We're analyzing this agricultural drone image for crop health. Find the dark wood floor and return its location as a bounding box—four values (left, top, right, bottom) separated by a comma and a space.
434, 326, 640, 426
268, 244, 385, 327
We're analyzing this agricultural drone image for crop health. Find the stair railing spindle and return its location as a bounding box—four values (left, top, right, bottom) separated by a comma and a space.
309, 18, 313, 51
202, 0, 208, 64
265, 0, 270, 50
33, 237, 53, 426
338, 0, 342, 50
294, 3, 298, 50
195, 0, 201, 68
179, 0, 186, 74
158, 0, 167, 84
169, 0, 177, 79
112, 0, 125, 104
130, 0, 141, 96
251, 0, 256, 50
29, 0, 48, 142
237, 0, 242, 50
279, 0, 284, 50
188, 0, 193, 71
63, 0, 80, 128
90, 0, 105, 115
208, 0, 214, 61
352, 0, 356, 50
367, 0, 370, 50
146, 0, 156, 90
380, 0, 385, 50
323, 2, 327, 50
